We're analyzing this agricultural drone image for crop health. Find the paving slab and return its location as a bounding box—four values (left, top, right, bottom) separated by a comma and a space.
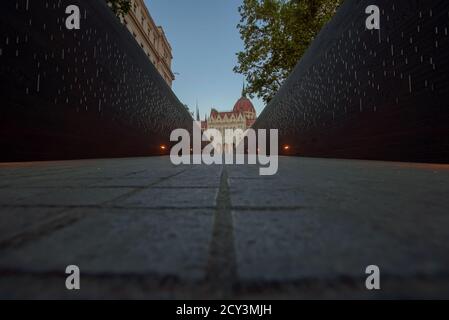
0, 208, 214, 281
119, 187, 218, 209
232, 208, 449, 282
1, 187, 134, 207
155, 166, 222, 188
0, 207, 67, 244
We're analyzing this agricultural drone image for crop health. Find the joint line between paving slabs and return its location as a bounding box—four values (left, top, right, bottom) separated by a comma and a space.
102, 169, 188, 206
204, 165, 238, 298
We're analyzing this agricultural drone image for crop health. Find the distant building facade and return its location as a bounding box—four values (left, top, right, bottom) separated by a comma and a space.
122, 0, 175, 87
201, 88, 257, 153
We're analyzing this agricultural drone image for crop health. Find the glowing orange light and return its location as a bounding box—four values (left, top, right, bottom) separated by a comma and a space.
283, 145, 290, 151
160, 145, 167, 151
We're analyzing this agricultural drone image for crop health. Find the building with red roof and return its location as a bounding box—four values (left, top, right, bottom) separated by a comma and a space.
202, 85, 257, 152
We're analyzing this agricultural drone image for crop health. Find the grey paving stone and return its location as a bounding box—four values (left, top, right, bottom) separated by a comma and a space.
228, 183, 306, 208
8, 178, 98, 188
226, 164, 262, 179
0, 207, 67, 243
156, 166, 222, 188
3, 187, 134, 207
90, 178, 166, 188
233, 206, 449, 281
0, 188, 51, 205
0, 208, 214, 281
231, 159, 449, 283
119, 187, 218, 208
81, 168, 180, 180
123, 165, 183, 176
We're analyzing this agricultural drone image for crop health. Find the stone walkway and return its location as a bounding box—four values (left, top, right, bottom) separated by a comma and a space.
0, 156, 448, 299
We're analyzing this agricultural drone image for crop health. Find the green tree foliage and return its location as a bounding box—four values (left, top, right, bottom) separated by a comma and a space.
234, 0, 343, 103
106, 0, 132, 18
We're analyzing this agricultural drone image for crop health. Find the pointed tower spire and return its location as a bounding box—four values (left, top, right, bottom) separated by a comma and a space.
196, 99, 200, 121
242, 80, 246, 97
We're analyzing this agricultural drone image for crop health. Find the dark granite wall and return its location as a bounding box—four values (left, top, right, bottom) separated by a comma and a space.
254, 0, 449, 163
0, 0, 192, 161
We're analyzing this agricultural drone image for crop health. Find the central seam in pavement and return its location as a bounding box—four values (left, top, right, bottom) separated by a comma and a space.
204, 165, 238, 298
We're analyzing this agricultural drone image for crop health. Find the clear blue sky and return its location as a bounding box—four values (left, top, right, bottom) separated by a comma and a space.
145, 0, 265, 119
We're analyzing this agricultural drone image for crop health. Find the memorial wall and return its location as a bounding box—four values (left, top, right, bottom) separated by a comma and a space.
254, 0, 449, 163
0, 0, 192, 161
